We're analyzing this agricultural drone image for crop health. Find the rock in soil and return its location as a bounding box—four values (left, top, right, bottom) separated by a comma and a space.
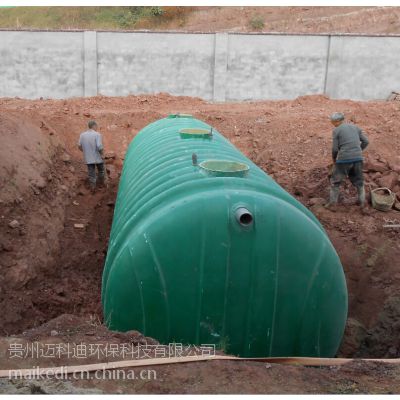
8, 220, 20, 229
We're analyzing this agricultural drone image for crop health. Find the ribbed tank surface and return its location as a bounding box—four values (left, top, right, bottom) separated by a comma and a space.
102, 115, 348, 358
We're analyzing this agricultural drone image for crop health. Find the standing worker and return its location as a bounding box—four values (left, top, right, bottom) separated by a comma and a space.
325, 112, 369, 209
78, 120, 105, 193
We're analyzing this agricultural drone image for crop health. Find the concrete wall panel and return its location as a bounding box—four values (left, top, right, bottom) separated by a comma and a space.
226, 34, 329, 101
325, 36, 400, 100
0, 31, 84, 99
97, 32, 215, 100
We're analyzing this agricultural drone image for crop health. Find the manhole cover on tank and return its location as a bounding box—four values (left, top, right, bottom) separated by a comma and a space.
179, 128, 212, 139
199, 160, 250, 177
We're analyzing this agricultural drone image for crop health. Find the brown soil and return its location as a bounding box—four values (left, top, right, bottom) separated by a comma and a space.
2, 7, 400, 35
0, 315, 399, 394
1, 93, 400, 393
156, 6, 400, 35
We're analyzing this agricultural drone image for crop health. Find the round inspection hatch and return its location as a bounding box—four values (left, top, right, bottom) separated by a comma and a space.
199, 160, 249, 177
179, 128, 212, 139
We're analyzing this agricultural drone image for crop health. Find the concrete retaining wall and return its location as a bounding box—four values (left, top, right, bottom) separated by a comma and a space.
0, 30, 399, 101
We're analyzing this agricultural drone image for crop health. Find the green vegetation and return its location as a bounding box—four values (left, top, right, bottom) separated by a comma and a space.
0, 6, 193, 30
249, 15, 265, 31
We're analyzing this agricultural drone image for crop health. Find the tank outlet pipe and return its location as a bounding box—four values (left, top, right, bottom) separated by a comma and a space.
235, 207, 253, 226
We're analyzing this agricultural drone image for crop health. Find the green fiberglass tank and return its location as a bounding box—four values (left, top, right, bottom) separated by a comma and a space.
102, 115, 347, 358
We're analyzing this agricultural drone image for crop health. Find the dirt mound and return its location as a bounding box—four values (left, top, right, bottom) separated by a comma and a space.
0, 109, 117, 336
0, 112, 53, 203
0, 112, 69, 334
15, 313, 157, 346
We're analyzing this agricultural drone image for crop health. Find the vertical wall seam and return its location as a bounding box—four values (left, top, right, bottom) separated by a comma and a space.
212, 32, 229, 102
212, 33, 217, 101
95, 31, 99, 96
83, 31, 87, 96
323, 35, 332, 95
82, 32, 86, 97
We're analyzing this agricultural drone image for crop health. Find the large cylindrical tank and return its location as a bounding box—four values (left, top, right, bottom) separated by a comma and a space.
102, 115, 348, 358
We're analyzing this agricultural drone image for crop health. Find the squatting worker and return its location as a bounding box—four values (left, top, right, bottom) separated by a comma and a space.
78, 120, 105, 192
326, 112, 369, 208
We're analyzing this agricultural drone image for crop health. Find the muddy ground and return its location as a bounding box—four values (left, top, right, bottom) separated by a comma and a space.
0, 93, 400, 393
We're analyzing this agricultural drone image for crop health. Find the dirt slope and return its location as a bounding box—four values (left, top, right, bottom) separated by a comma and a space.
170, 6, 400, 34
1, 93, 400, 393
1, 6, 400, 34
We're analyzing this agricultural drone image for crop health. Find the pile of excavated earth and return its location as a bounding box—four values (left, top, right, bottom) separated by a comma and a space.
1, 93, 400, 394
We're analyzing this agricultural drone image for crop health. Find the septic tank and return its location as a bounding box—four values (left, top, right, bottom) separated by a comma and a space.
102, 115, 348, 358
